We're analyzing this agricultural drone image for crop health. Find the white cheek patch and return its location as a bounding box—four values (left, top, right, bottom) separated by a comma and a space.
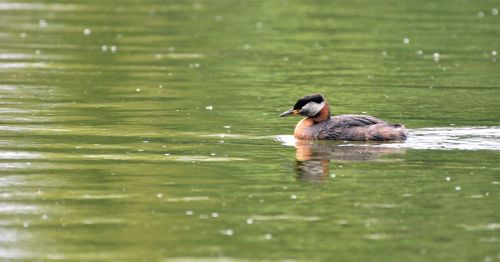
301, 101, 324, 116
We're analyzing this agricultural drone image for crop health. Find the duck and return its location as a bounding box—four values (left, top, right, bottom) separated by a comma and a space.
279, 93, 407, 141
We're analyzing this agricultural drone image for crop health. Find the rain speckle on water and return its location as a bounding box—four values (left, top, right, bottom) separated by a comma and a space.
433, 52, 440, 61
220, 229, 234, 236
39, 19, 47, 28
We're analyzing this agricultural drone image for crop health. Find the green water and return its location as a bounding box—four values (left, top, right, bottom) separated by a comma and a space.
1, 0, 500, 261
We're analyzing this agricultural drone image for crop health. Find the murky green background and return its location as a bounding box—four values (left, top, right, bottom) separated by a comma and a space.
1, 0, 499, 261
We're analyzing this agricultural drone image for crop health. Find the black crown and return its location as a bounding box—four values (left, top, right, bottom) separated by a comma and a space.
293, 93, 324, 110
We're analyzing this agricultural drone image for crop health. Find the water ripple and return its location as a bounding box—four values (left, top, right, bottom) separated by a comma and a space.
277, 126, 500, 151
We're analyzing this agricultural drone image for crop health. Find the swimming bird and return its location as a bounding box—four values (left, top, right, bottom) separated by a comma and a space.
279, 93, 407, 141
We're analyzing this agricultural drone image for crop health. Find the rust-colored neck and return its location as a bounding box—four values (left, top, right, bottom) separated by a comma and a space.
294, 102, 331, 139
310, 102, 330, 123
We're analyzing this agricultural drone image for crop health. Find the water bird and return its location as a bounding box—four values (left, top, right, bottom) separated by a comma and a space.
279, 93, 407, 141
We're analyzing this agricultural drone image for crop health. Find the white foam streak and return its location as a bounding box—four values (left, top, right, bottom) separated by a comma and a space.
276, 126, 500, 151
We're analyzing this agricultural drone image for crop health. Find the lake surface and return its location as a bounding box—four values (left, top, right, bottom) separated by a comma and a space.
1, 0, 499, 261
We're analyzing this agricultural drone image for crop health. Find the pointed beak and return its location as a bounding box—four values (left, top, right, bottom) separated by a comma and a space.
279, 108, 297, 117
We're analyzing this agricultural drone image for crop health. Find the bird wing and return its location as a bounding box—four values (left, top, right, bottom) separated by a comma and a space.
315, 115, 389, 140
330, 115, 388, 127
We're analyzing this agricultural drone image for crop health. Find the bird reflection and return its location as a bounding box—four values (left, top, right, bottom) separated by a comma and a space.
294, 140, 405, 182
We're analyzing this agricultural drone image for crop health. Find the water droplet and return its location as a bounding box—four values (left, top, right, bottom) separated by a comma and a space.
290, 194, 297, 199
83, 28, 92, 35
205, 105, 213, 110
264, 233, 272, 240
492, 50, 497, 56
330, 173, 336, 178
186, 210, 194, 216
381, 51, 388, 56
110, 46, 117, 53
211, 212, 219, 218
156, 193, 163, 198
101, 45, 108, 52
445, 176, 451, 181
135, 88, 141, 92
478, 11, 485, 18
455, 186, 461, 191
492, 8, 498, 16
403, 37, 410, 44
433, 52, 440, 62
164, 153, 170, 156
39, 19, 47, 28
416, 50, 424, 55
23, 222, 29, 228
256, 22, 263, 32
246, 218, 254, 224
220, 229, 234, 236
223, 125, 231, 129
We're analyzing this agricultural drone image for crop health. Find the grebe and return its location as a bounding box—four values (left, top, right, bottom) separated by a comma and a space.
279, 93, 407, 141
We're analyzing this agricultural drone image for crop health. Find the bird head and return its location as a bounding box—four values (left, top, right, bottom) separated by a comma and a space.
279, 93, 327, 118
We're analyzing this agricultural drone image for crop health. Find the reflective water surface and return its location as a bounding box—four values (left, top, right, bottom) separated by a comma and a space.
1, 0, 500, 261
